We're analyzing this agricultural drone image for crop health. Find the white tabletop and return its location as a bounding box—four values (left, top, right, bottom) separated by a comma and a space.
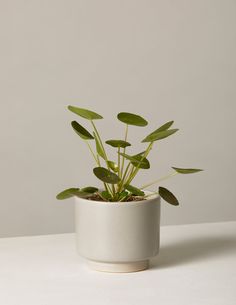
0, 222, 235, 305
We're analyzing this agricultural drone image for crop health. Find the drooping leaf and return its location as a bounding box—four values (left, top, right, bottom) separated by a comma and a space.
77, 187, 99, 198
107, 160, 119, 172
118, 152, 150, 169
148, 121, 174, 136
71, 121, 94, 140
80, 186, 98, 193
56, 188, 80, 200
106, 139, 131, 148
68, 105, 103, 120
93, 167, 121, 184
142, 129, 179, 143
93, 132, 106, 159
125, 184, 145, 196
159, 187, 179, 206
117, 112, 148, 127
172, 167, 203, 174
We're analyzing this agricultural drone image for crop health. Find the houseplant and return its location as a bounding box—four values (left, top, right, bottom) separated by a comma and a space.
57, 106, 202, 272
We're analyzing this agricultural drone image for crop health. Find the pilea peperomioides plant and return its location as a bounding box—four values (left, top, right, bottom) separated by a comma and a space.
56, 106, 203, 205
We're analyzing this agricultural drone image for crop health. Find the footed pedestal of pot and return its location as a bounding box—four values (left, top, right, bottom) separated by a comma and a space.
88, 259, 149, 273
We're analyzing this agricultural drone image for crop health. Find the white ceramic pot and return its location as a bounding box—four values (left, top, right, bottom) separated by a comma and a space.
75, 193, 160, 273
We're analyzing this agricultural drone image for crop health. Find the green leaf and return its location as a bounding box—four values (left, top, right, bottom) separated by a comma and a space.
159, 187, 179, 206
118, 191, 129, 201
107, 160, 119, 172
68, 105, 103, 120
149, 120, 174, 134
71, 121, 94, 140
172, 167, 203, 174
80, 186, 98, 193
117, 112, 148, 127
100, 191, 112, 201
93, 132, 106, 159
125, 184, 145, 196
56, 188, 80, 200
106, 139, 131, 148
132, 155, 150, 169
142, 129, 179, 142
118, 152, 150, 169
93, 167, 121, 184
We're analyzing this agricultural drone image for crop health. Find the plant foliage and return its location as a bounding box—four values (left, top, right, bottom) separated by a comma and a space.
57, 106, 203, 204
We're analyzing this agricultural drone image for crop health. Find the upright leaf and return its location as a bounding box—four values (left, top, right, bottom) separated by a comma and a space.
142, 129, 179, 143
93, 167, 120, 184
93, 132, 106, 159
68, 105, 103, 120
117, 112, 148, 127
106, 140, 131, 148
71, 121, 94, 140
149, 120, 174, 135
172, 167, 203, 174
159, 187, 179, 206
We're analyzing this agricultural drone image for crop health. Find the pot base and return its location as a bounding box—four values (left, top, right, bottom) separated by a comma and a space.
88, 260, 149, 273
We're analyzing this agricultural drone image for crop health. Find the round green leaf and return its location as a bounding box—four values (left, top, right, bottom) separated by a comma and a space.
77, 187, 99, 198
172, 167, 203, 174
68, 105, 103, 120
80, 187, 98, 193
106, 140, 131, 148
142, 129, 179, 143
117, 112, 148, 127
56, 188, 80, 200
93, 167, 121, 184
159, 187, 179, 206
125, 184, 145, 196
107, 160, 119, 172
71, 121, 94, 140
118, 152, 150, 169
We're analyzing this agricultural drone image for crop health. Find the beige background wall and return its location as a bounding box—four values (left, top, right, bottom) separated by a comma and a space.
0, 0, 236, 237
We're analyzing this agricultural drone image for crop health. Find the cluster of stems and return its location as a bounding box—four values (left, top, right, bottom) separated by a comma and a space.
85, 121, 176, 201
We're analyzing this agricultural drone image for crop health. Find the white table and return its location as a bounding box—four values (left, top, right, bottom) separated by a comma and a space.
0, 222, 235, 305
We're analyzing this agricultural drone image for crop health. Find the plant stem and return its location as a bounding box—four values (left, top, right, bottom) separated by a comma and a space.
143, 191, 158, 199
85, 141, 99, 164
140, 172, 178, 190
118, 147, 121, 178
120, 124, 128, 177
126, 142, 153, 185
117, 162, 131, 192
85, 138, 112, 197
91, 120, 109, 167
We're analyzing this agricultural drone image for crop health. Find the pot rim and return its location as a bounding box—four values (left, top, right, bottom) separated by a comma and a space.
74, 190, 160, 206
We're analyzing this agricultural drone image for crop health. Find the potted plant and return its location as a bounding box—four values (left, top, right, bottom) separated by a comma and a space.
57, 106, 202, 273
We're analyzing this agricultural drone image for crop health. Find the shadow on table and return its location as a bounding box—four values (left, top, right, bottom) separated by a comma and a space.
150, 235, 236, 269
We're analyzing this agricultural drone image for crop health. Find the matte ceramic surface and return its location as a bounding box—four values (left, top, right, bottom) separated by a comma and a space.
75, 193, 160, 272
